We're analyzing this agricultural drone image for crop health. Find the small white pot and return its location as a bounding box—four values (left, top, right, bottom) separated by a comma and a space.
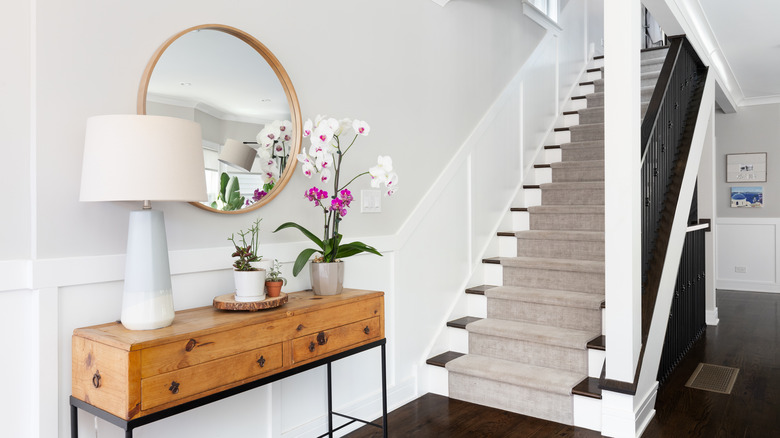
234, 268, 266, 302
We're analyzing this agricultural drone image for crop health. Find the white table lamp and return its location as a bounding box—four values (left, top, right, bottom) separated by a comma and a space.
80, 115, 206, 330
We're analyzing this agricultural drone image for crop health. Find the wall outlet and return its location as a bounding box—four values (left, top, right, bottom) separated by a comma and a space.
360, 190, 381, 213
734, 266, 747, 273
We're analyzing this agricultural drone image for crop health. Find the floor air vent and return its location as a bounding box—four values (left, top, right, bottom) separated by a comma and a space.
685, 363, 739, 394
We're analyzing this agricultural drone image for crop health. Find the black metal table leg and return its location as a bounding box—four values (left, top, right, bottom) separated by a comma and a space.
71, 403, 78, 438
381, 343, 388, 438
327, 361, 334, 438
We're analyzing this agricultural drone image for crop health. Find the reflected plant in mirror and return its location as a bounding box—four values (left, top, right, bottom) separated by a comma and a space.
275, 116, 399, 276
249, 120, 294, 206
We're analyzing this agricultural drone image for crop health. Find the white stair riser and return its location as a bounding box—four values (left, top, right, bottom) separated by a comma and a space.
586, 70, 603, 81
511, 211, 529, 230
498, 236, 518, 257
588, 349, 605, 378
554, 130, 571, 144
545, 148, 563, 163
427, 365, 449, 397
522, 188, 542, 207
564, 113, 579, 126
573, 395, 602, 431
467, 294, 488, 318
448, 327, 469, 353
484, 264, 503, 286
533, 167, 552, 184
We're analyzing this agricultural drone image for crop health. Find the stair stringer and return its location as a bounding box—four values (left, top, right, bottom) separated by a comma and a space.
419, 48, 597, 398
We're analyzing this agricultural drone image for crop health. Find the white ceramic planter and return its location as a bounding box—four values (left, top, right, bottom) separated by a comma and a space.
234, 268, 266, 302
310, 261, 344, 296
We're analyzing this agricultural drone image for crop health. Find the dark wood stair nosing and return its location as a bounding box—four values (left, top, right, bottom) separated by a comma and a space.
426, 351, 465, 368
593, 54, 604, 60
522, 185, 542, 189
572, 95, 587, 100
586, 67, 602, 73
510, 207, 529, 212
446, 316, 483, 330
544, 144, 561, 150
482, 257, 501, 265
554, 127, 570, 132
563, 110, 580, 116
578, 80, 595, 87
572, 377, 602, 400
465, 284, 499, 295
587, 335, 606, 351
534, 164, 552, 169
497, 231, 515, 237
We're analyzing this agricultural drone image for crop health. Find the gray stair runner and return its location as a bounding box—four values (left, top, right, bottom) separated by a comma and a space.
446, 48, 667, 425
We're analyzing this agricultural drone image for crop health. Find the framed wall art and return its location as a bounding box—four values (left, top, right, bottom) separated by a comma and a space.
730, 186, 763, 208
726, 152, 767, 182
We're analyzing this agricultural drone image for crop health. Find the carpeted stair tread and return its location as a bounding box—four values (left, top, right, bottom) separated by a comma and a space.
467, 318, 598, 350
527, 205, 604, 214
561, 140, 603, 149
446, 354, 584, 396
499, 256, 604, 273
485, 285, 604, 310
549, 160, 603, 169
540, 181, 604, 190
514, 230, 604, 242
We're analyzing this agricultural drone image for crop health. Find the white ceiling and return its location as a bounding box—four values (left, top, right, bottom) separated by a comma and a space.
146, 29, 291, 124
697, 0, 780, 106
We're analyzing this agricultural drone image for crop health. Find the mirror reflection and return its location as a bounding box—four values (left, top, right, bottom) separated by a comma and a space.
138, 25, 301, 213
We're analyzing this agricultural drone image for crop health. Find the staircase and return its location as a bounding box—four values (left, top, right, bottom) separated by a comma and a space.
426, 47, 670, 428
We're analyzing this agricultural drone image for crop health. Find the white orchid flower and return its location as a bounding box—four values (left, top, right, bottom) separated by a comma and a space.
301, 161, 315, 178
338, 118, 353, 135
320, 168, 332, 184
316, 153, 334, 172
369, 156, 394, 187
259, 123, 281, 143
324, 117, 340, 133
303, 119, 313, 138
385, 172, 398, 188
278, 120, 292, 133
352, 120, 370, 136
257, 144, 273, 160
311, 124, 334, 148
314, 114, 327, 127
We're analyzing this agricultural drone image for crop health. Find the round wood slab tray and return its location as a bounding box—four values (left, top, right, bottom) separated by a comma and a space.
213, 293, 288, 311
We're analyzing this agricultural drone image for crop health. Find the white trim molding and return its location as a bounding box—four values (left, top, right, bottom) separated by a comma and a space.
522, 0, 563, 34
430, 0, 450, 6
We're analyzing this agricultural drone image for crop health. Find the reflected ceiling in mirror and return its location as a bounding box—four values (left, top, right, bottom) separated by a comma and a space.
137, 24, 301, 214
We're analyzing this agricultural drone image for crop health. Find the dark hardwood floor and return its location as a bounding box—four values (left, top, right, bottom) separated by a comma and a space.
345, 290, 779, 437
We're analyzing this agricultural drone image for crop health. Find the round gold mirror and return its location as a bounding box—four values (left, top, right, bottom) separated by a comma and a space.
138, 24, 301, 214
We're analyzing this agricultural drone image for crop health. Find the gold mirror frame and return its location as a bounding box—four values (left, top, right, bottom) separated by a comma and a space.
137, 24, 302, 214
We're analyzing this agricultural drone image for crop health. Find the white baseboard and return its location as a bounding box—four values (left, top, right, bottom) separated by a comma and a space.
706, 308, 719, 326
716, 279, 780, 294
281, 376, 417, 438
634, 382, 658, 438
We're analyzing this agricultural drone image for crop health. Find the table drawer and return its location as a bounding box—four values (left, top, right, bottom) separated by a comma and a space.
292, 317, 380, 364
141, 296, 383, 378
141, 343, 282, 410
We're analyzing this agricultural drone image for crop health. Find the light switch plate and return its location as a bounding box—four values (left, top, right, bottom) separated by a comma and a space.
361, 190, 381, 213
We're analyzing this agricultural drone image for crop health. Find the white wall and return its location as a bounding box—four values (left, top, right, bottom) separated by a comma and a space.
714, 104, 780, 293
0, 0, 607, 437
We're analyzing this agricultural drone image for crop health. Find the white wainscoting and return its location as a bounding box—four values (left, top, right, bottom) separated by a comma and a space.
715, 218, 780, 293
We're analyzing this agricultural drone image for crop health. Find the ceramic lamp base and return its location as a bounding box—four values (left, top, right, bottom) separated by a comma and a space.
121, 209, 174, 330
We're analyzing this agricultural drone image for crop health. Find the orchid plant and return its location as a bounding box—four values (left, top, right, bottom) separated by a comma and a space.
247, 120, 293, 206
275, 116, 398, 276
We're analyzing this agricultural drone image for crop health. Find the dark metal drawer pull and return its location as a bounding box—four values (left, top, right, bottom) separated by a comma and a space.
92, 371, 101, 388
257, 356, 266, 367
169, 381, 180, 394
317, 332, 328, 345
364, 326, 371, 335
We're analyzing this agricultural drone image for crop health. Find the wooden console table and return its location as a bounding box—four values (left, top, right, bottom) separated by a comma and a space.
70, 289, 387, 438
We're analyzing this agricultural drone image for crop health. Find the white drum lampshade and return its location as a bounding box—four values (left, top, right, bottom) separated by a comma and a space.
80, 115, 207, 330
218, 138, 257, 172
